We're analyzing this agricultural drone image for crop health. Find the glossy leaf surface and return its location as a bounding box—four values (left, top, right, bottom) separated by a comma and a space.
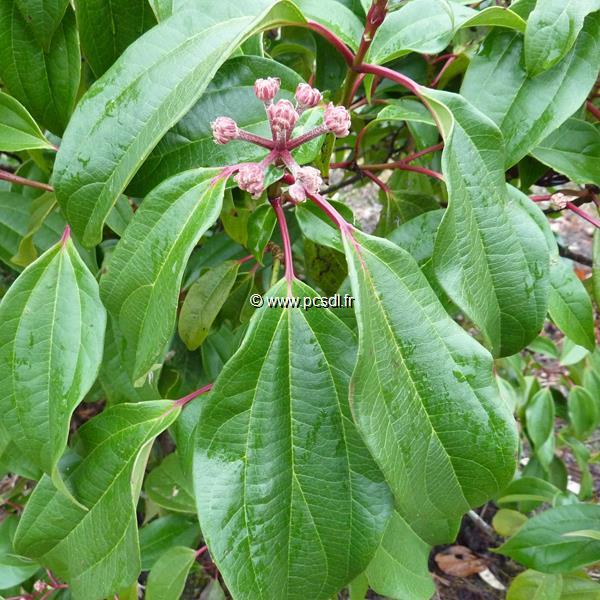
531, 118, 600, 187
498, 504, 600, 573
366, 512, 434, 600
73, 0, 157, 77
15, 401, 179, 600
524, 0, 600, 75
53, 0, 304, 246
0, 235, 106, 494
423, 89, 549, 357
100, 169, 225, 382
461, 16, 600, 166
145, 546, 197, 600
0, 91, 53, 152
0, 2, 80, 135
343, 229, 517, 543
15, 0, 69, 51
194, 278, 392, 600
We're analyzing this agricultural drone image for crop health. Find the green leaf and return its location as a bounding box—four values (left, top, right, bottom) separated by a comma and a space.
100, 168, 225, 382
422, 89, 549, 357
247, 203, 276, 263
294, 0, 362, 50
461, 15, 600, 167
563, 529, 600, 541
145, 453, 196, 513
140, 515, 200, 571
73, 0, 157, 77
0, 2, 80, 135
525, 389, 555, 451
295, 199, 354, 252
348, 573, 368, 600
498, 476, 561, 505
194, 278, 392, 600
11, 192, 57, 267
568, 386, 599, 440
366, 512, 434, 600
0, 191, 63, 270
201, 579, 227, 600
0, 516, 40, 590
15, 0, 69, 51
367, 0, 525, 65
506, 570, 562, 600
0, 233, 106, 497
560, 572, 600, 599
178, 260, 240, 351
15, 401, 180, 600
492, 509, 528, 537
524, 0, 600, 76
497, 504, 600, 573
531, 118, 600, 187
145, 546, 197, 600
343, 229, 517, 543
594, 231, 600, 306
53, 1, 304, 246
129, 56, 303, 197
0, 91, 53, 152
548, 260, 595, 352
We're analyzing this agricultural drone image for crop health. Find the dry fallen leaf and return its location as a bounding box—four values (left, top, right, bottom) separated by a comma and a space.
434, 545, 487, 577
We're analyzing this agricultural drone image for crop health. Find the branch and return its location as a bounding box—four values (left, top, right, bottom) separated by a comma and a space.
304, 20, 354, 66
558, 243, 593, 267
270, 196, 295, 286
0, 169, 53, 192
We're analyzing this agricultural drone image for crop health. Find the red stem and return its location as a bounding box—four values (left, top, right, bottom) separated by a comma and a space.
305, 21, 354, 66
237, 254, 254, 265
362, 169, 390, 194
174, 384, 213, 408
238, 130, 275, 149
287, 124, 329, 150
196, 545, 208, 558
306, 191, 352, 234
566, 201, 600, 228
271, 197, 295, 285
431, 55, 458, 88
586, 101, 600, 121
360, 161, 444, 181
0, 169, 54, 192
355, 63, 421, 98
530, 194, 552, 202
403, 142, 444, 163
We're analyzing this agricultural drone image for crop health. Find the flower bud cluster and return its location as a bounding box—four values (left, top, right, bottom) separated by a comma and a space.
211, 77, 352, 199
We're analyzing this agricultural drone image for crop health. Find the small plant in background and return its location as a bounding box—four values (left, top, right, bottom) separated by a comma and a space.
0, 0, 599, 599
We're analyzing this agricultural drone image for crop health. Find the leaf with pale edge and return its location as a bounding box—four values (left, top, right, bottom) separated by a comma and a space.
145, 546, 197, 600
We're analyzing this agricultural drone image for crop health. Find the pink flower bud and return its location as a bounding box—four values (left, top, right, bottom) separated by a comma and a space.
254, 77, 280, 102
267, 99, 299, 141
296, 166, 322, 195
324, 103, 351, 137
212, 117, 239, 145
288, 181, 307, 203
295, 83, 322, 109
234, 163, 265, 198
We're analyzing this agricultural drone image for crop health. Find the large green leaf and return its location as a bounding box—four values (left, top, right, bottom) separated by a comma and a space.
53, 0, 304, 246
0, 2, 80, 135
343, 230, 517, 543
194, 278, 392, 600
0, 191, 62, 269
74, 0, 157, 77
524, 0, 600, 76
0, 234, 106, 496
498, 504, 600, 573
548, 260, 595, 352
139, 515, 200, 571
366, 512, 434, 600
145, 546, 197, 600
15, 0, 69, 51
14, 401, 179, 600
145, 453, 196, 513
461, 14, 600, 167
531, 118, 600, 187
422, 89, 549, 357
366, 0, 525, 65
0, 516, 40, 590
0, 91, 53, 152
100, 168, 225, 382
129, 56, 302, 196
